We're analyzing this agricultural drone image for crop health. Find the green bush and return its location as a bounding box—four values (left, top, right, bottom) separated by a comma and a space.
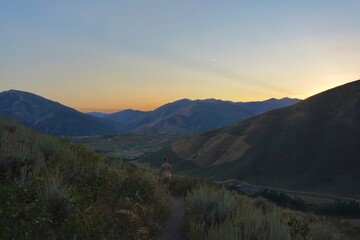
287, 216, 310, 239
0, 184, 51, 239
121, 174, 155, 203
43, 179, 71, 222
170, 174, 211, 196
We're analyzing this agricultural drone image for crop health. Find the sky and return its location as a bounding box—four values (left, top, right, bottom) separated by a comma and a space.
1, 1, 360, 112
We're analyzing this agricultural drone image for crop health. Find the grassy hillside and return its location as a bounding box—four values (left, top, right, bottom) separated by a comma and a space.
173, 176, 360, 240
0, 119, 170, 239
70, 133, 183, 160
2, 117, 359, 239
163, 80, 360, 198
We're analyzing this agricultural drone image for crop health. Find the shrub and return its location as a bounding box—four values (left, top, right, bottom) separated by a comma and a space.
0, 119, 171, 239
43, 179, 71, 222
287, 216, 310, 240
309, 222, 338, 240
184, 185, 290, 240
0, 184, 51, 239
120, 174, 155, 203
185, 185, 237, 228
170, 174, 211, 196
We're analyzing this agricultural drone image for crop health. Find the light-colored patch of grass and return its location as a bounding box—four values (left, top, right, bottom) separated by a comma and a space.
184, 185, 290, 240
310, 221, 338, 240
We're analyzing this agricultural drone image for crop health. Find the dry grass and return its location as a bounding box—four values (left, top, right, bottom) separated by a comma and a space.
184, 184, 360, 240
184, 185, 290, 240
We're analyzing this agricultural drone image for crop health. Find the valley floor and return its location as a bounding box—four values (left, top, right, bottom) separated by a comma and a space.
225, 181, 359, 202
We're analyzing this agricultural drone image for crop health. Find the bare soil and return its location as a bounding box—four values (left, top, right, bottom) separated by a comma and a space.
160, 196, 188, 240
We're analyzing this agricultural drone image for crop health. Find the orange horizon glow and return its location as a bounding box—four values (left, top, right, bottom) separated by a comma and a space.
74, 95, 307, 114
74, 95, 303, 114
69, 77, 357, 113
2, 76, 357, 114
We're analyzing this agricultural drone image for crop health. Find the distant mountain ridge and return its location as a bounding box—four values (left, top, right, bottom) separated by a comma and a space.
141, 80, 360, 198
95, 98, 300, 134
86, 112, 109, 118
0, 90, 121, 136
0, 89, 300, 136
236, 97, 300, 115
105, 109, 147, 126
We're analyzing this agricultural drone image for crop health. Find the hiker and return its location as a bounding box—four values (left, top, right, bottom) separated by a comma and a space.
160, 157, 173, 193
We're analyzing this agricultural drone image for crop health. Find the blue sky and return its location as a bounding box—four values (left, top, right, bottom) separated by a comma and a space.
1, 1, 360, 112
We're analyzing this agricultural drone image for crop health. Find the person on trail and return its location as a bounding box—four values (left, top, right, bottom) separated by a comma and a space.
160, 157, 172, 193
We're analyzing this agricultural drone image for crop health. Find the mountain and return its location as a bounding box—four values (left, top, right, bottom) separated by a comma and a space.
237, 97, 301, 115
132, 99, 253, 134
142, 80, 360, 198
87, 112, 109, 118
104, 109, 147, 126
0, 90, 121, 136
104, 98, 300, 134
0, 90, 299, 136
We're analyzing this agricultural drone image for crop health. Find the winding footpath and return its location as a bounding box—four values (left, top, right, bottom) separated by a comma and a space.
160, 196, 189, 240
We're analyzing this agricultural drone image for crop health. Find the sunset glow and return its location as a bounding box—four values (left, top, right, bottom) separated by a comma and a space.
1, 1, 360, 112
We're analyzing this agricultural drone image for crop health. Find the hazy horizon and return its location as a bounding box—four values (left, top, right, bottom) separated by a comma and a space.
77, 96, 303, 113
1, 1, 360, 111
1, 88, 302, 113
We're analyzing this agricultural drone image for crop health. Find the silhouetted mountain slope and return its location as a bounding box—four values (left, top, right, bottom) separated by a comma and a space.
104, 109, 147, 126
237, 97, 301, 115
154, 80, 360, 198
87, 112, 109, 118
0, 90, 121, 136
104, 98, 299, 134
133, 99, 253, 134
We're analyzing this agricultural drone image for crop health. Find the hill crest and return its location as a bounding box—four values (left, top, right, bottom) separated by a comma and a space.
144, 80, 360, 198
0, 90, 121, 136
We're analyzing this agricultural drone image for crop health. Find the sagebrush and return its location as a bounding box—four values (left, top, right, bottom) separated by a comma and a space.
0, 119, 171, 239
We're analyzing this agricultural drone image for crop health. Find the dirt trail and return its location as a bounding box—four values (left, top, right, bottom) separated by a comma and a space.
160, 196, 188, 240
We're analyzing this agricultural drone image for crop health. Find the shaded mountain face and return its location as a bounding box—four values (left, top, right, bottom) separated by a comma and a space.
87, 112, 109, 118
104, 109, 147, 127
1, 90, 299, 136
0, 90, 121, 136
103, 98, 300, 134
154, 80, 360, 198
131, 99, 253, 134
237, 97, 301, 115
